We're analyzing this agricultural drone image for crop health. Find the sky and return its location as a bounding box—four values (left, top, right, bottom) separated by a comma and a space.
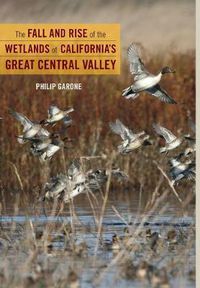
0, 0, 195, 52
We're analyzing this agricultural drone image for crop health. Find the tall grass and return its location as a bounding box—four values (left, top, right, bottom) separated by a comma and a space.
0, 50, 195, 205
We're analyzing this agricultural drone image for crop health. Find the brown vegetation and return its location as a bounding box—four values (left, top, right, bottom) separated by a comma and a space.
0, 51, 195, 206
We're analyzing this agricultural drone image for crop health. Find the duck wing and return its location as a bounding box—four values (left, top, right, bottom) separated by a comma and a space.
109, 119, 136, 141
127, 43, 149, 80
68, 159, 81, 178
48, 105, 61, 117
38, 127, 50, 137
57, 173, 68, 184
10, 110, 33, 131
64, 184, 85, 202
183, 168, 196, 180
145, 84, 176, 104
41, 144, 60, 161
153, 124, 177, 144
68, 160, 86, 184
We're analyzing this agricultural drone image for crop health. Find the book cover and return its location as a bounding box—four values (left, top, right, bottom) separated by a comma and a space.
0, 1, 195, 287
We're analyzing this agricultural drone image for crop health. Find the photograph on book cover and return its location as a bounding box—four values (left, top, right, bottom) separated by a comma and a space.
0, 1, 196, 287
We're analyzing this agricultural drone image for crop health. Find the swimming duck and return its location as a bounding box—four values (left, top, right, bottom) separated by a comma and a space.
103, 234, 121, 251
110, 119, 151, 154
42, 105, 74, 126
145, 228, 152, 238
166, 229, 178, 245
151, 233, 160, 251
122, 43, 176, 104
169, 158, 195, 185
10, 109, 49, 143
145, 229, 161, 251
153, 124, 183, 153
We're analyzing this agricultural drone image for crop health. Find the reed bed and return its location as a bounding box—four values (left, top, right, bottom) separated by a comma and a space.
0, 175, 195, 287
0, 50, 195, 208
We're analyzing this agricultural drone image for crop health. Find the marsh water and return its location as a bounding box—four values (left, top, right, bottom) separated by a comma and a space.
0, 197, 195, 288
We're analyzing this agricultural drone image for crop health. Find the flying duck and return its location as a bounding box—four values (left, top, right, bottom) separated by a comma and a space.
110, 119, 151, 154
42, 105, 74, 126
122, 43, 176, 104
153, 124, 183, 153
30, 134, 70, 162
44, 160, 128, 202
10, 110, 49, 143
169, 158, 195, 185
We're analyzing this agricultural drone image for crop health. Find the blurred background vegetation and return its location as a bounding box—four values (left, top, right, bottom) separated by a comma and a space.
0, 50, 195, 206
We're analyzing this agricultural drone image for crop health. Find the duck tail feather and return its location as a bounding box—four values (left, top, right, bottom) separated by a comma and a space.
122, 87, 139, 99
